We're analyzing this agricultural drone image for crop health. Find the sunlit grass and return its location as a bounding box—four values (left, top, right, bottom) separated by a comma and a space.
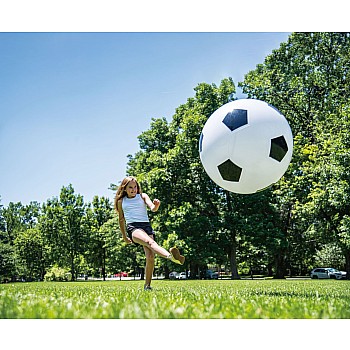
1, 279, 349, 319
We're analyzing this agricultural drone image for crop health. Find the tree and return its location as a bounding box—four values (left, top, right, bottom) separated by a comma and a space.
14, 228, 47, 281
0, 201, 41, 281
0, 201, 16, 282
40, 185, 87, 280
239, 32, 350, 277
125, 78, 274, 279
1, 202, 25, 245
309, 107, 350, 277
0, 243, 16, 282
240, 33, 350, 139
85, 196, 113, 280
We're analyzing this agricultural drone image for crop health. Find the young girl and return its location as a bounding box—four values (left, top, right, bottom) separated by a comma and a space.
114, 176, 185, 291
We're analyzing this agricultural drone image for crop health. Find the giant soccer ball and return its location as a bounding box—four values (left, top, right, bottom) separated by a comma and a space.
199, 99, 293, 194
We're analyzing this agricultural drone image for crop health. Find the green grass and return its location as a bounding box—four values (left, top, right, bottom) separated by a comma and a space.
1, 279, 350, 319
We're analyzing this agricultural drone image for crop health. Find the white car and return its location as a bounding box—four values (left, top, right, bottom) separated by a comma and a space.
310, 268, 346, 280
169, 271, 179, 280
178, 272, 187, 279
327, 268, 347, 279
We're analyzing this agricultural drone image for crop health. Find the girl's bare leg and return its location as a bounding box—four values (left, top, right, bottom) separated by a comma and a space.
143, 244, 155, 287
132, 229, 170, 258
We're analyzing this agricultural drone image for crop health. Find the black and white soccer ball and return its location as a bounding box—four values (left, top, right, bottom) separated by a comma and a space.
199, 99, 293, 194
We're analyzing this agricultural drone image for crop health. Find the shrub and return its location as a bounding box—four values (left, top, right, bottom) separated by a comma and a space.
44, 265, 72, 282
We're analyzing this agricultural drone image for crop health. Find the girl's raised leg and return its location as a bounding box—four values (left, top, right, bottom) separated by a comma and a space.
132, 229, 170, 258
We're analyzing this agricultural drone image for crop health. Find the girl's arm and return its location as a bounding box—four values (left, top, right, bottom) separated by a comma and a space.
117, 200, 132, 243
141, 193, 160, 212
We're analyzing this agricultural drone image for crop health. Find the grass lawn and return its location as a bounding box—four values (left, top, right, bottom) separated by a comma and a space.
1, 279, 350, 319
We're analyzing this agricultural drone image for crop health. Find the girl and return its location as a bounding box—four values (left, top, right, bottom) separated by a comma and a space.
114, 176, 185, 291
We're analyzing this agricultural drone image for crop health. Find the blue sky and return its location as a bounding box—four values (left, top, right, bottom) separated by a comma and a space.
0, 32, 291, 206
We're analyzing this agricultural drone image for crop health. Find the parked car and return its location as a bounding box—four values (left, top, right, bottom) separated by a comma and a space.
169, 271, 179, 279
178, 272, 187, 280
212, 272, 219, 279
327, 268, 347, 279
310, 268, 346, 280
206, 269, 219, 279
115, 272, 128, 277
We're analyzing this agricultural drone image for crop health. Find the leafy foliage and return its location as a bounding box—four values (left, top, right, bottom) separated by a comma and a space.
44, 265, 72, 282
239, 32, 350, 278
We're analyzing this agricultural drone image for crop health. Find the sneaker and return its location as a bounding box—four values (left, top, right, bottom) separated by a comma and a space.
144, 285, 152, 291
169, 247, 185, 265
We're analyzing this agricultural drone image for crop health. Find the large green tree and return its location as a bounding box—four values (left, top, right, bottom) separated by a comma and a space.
309, 107, 350, 277
125, 78, 276, 279
85, 196, 113, 280
239, 32, 350, 278
14, 228, 47, 281
40, 185, 87, 280
0, 201, 41, 281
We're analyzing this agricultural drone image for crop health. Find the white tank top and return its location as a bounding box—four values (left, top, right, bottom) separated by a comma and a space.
122, 194, 149, 224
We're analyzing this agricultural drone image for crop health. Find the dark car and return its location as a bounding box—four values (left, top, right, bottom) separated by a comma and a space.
206, 270, 219, 279
169, 271, 179, 279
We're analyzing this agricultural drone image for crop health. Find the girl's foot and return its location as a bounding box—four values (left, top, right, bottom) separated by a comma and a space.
169, 247, 185, 265
144, 285, 152, 291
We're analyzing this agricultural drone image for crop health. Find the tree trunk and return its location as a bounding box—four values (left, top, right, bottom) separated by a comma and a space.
164, 265, 170, 279
225, 191, 240, 280
70, 253, 75, 281
102, 247, 106, 281
229, 241, 240, 280
190, 262, 200, 279
267, 262, 273, 277
345, 250, 350, 280
274, 250, 286, 279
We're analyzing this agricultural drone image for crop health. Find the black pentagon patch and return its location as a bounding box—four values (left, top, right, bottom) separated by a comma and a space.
222, 109, 248, 131
199, 132, 204, 153
218, 159, 242, 182
270, 135, 288, 162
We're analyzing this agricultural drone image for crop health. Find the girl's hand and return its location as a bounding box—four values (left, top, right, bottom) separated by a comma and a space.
123, 236, 132, 244
152, 199, 160, 212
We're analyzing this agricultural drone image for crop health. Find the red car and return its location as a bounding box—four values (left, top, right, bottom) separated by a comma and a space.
114, 272, 128, 277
